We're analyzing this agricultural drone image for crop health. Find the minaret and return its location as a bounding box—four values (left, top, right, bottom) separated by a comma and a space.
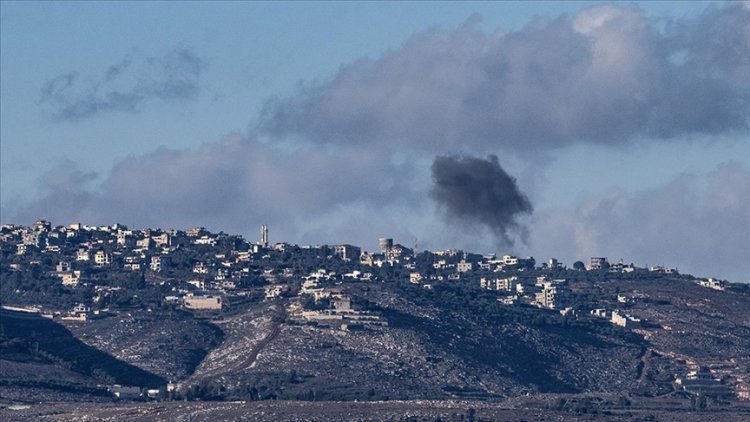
261, 224, 268, 248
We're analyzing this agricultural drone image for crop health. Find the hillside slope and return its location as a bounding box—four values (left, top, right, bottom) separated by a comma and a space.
0, 309, 166, 402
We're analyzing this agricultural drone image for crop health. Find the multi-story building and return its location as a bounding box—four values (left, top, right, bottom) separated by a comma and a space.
334, 244, 362, 261
60, 270, 82, 286
457, 260, 473, 273
150, 255, 169, 272
153, 233, 170, 247
502, 255, 519, 265
535, 280, 569, 310
94, 249, 112, 266
378, 238, 393, 255
588, 257, 609, 270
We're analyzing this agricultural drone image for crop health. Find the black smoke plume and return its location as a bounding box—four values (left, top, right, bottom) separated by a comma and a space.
431, 155, 532, 245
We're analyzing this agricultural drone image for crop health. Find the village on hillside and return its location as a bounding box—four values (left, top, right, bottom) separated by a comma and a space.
1, 220, 747, 403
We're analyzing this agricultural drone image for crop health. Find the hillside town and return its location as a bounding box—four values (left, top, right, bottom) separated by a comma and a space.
1, 220, 748, 404
0, 220, 720, 320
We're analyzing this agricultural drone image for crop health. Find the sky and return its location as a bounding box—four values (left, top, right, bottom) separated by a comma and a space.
1, 1, 749, 282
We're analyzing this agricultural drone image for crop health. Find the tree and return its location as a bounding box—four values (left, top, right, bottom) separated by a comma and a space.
573, 261, 586, 271
698, 394, 708, 410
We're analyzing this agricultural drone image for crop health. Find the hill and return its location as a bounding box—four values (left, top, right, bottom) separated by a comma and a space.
0, 309, 166, 402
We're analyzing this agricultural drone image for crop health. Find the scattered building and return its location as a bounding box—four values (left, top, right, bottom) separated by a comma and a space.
480, 276, 518, 292
674, 368, 733, 398
94, 249, 112, 266
409, 272, 424, 284
334, 244, 362, 261
378, 238, 393, 255
611, 310, 641, 328
150, 255, 169, 272
649, 265, 678, 274
502, 255, 519, 266
265, 285, 286, 299
109, 385, 141, 400
737, 382, 750, 401
457, 260, 473, 273
183, 295, 222, 311
591, 308, 608, 318
698, 278, 725, 291
56, 261, 72, 272
193, 262, 209, 274
76, 247, 91, 261
61, 303, 90, 321
588, 257, 608, 271
152, 233, 170, 247
535, 279, 569, 310
60, 270, 82, 287
542, 258, 563, 270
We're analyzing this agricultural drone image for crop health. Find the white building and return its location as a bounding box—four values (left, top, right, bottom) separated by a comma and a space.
457, 260, 473, 273
611, 310, 641, 328
265, 285, 286, 299
184, 295, 222, 310
535, 280, 569, 310
76, 247, 90, 261
94, 250, 112, 266
698, 278, 725, 291
502, 255, 519, 265
587, 257, 608, 271
56, 261, 72, 272
60, 271, 82, 286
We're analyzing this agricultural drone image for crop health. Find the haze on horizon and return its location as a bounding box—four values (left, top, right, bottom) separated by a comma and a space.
1, 1, 748, 282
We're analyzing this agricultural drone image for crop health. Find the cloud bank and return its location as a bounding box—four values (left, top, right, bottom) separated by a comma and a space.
259, 4, 749, 151
40, 48, 206, 121
8, 136, 416, 242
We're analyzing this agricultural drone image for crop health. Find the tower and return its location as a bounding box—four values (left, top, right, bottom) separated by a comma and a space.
379, 237, 393, 255
261, 224, 268, 248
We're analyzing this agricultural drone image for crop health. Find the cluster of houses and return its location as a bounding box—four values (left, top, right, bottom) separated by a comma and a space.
2, 222, 731, 325
1, 221, 718, 323
697, 277, 726, 291
477, 275, 571, 310
294, 272, 386, 330
2, 221, 274, 309
674, 367, 734, 399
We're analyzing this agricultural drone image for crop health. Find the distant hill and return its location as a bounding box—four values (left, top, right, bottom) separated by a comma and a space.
171, 275, 750, 402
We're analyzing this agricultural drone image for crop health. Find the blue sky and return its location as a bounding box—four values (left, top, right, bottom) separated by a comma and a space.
1, 1, 749, 281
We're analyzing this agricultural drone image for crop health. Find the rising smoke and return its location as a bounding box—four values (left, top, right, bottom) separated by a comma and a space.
430, 155, 532, 246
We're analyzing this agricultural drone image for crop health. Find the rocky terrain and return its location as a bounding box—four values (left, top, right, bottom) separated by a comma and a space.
3, 273, 750, 412
3, 395, 750, 421
62, 309, 223, 381
0, 308, 165, 402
